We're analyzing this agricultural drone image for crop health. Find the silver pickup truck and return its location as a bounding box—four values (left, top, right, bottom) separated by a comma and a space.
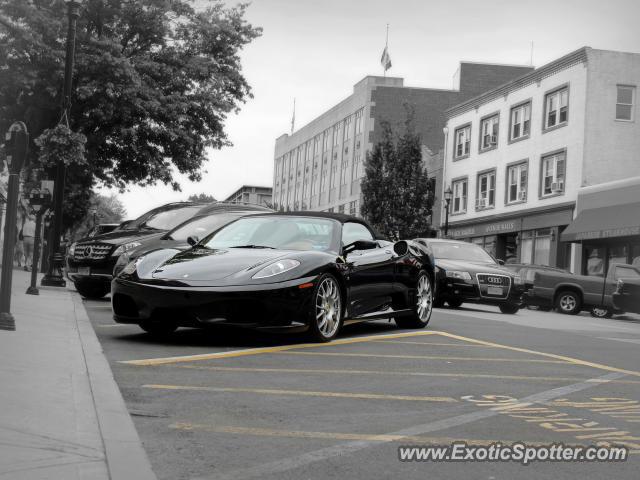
523, 263, 640, 318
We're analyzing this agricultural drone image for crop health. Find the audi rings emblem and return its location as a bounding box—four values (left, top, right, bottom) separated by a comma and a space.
487, 276, 502, 284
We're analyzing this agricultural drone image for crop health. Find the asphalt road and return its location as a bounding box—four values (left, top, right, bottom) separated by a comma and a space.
84, 298, 640, 480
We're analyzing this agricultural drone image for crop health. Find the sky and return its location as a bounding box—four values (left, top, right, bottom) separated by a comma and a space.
100, 0, 640, 219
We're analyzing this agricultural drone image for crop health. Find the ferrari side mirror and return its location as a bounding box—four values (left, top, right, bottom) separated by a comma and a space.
393, 240, 409, 256
187, 236, 199, 247
343, 239, 378, 255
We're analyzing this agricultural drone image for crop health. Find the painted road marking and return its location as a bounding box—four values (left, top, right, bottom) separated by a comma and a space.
170, 423, 548, 447
436, 331, 640, 378
176, 365, 640, 385
194, 372, 626, 480
119, 330, 438, 366
275, 351, 571, 364
373, 340, 498, 347
142, 384, 457, 403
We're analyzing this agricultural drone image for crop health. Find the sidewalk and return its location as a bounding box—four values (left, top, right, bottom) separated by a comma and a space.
0, 269, 157, 480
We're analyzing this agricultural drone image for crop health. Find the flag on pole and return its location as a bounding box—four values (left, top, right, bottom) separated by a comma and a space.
380, 46, 392, 72
290, 98, 296, 134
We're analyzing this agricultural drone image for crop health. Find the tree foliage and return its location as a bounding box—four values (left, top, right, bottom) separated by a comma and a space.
360, 110, 433, 240
70, 192, 126, 239
187, 192, 215, 203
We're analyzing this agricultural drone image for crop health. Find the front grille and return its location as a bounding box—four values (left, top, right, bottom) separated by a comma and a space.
73, 242, 113, 261
476, 273, 511, 299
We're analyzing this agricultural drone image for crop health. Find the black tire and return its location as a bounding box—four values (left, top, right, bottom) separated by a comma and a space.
499, 303, 520, 314
590, 306, 613, 319
447, 298, 463, 308
75, 281, 110, 299
138, 320, 178, 336
555, 290, 582, 315
396, 271, 433, 329
306, 273, 343, 343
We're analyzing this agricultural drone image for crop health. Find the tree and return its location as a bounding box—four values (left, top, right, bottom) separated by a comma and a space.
360, 111, 433, 240
188, 193, 216, 203
70, 192, 126, 240
0, 0, 261, 227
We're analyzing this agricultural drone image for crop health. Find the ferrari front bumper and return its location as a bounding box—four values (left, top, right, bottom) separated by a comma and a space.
111, 276, 317, 330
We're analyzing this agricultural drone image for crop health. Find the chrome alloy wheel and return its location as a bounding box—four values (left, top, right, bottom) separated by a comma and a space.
315, 277, 342, 338
559, 294, 576, 312
416, 274, 433, 321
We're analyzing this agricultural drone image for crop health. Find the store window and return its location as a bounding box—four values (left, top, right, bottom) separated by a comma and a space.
520, 232, 533, 265
534, 229, 552, 266
484, 235, 497, 258
608, 245, 629, 267
585, 246, 605, 277
632, 244, 640, 266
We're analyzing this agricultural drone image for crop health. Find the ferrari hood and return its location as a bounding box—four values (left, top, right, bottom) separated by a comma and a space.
148, 248, 290, 282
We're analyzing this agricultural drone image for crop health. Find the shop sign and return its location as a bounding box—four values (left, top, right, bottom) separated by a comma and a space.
576, 226, 640, 240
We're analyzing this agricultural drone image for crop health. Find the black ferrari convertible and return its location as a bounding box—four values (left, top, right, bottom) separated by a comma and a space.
111, 212, 435, 342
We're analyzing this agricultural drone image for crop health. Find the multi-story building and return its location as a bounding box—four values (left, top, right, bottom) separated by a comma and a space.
223, 185, 272, 207
273, 62, 533, 218
442, 47, 640, 273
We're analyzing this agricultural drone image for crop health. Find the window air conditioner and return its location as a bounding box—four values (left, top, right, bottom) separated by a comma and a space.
489, 135, 497, 145
477, 198, 487, 208
518, 190, 527, 201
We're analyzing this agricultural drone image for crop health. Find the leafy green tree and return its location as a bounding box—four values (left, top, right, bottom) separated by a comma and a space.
0, 0, 261, 229
70, 192, 126, 239
361, 112, 433, 239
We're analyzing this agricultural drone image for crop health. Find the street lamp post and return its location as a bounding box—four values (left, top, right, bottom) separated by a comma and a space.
42, 0, 81, 287
25, 188, 52, 295
443, 186, 453, 238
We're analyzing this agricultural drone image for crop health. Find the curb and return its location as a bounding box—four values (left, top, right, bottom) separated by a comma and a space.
71, 292, 158, 480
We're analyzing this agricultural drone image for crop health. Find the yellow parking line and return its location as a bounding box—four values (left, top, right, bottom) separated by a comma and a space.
373, 340, 498, 347
170, 422, 546, 446
275, 351, 570, 364
119, 330, 438, 366
436, 331, 640, 378
177, 365, 640, 385
143, 384, 457, 403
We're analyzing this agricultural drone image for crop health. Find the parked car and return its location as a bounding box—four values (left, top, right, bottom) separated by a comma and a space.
524, 263, 640, 317
85, 223, 120, 238
112, 202, 273, 277
501, 263, 569, 311
112, 212, 435, 342
613, 277, 640, 314
413, 238, 524, 314
67, 202, 211, 299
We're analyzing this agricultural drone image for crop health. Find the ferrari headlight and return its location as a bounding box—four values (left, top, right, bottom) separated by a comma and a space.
252, 259, 300, 279
112, 241, 141, 256
446, 270, 472, 281
121, 256, 143, 276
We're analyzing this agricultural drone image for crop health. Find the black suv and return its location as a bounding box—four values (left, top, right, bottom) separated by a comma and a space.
414, 238, 524, 314
67, 202, 210, 299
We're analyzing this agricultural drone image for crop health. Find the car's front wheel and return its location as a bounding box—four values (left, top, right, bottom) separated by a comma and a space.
307, 274, 343, 343
396, 271, 433, 329
447, 298, 463, 308
499, 303, 520, 314
556, 290, 582, 315
75, 281, 110, 300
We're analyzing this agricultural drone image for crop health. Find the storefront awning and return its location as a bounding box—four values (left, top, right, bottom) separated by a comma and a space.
562, 202, 640, 242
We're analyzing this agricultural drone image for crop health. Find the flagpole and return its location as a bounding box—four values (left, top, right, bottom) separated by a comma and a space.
384, 24, 389, 77
291, 97, 296, 135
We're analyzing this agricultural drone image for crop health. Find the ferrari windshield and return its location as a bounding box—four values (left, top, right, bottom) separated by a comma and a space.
431, 242, 496, 263
203, 216, 337, 252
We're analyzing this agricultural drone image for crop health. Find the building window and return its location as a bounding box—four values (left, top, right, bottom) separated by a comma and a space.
454, 125, 471, 158
452, 178, 467, 213
616, 85, 636, 121
349, 200, 358, 216
541, 152, 566, 197
506, 162, 528, 203
340, 160, 349, 185
323, 130, 330, 152
333, 124, 340, 147
320, 171, 327, 193
353, 153, 363, 178
476, 171, 495, 210
510, 102, 531, 140
343, 115, 352, 141
337, 204, 345, 214
355, 109, 363, 134
312, 174, 318, 195
331, 163, 338, 188
480, 115, 499, 150
544, 87, 568, 129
